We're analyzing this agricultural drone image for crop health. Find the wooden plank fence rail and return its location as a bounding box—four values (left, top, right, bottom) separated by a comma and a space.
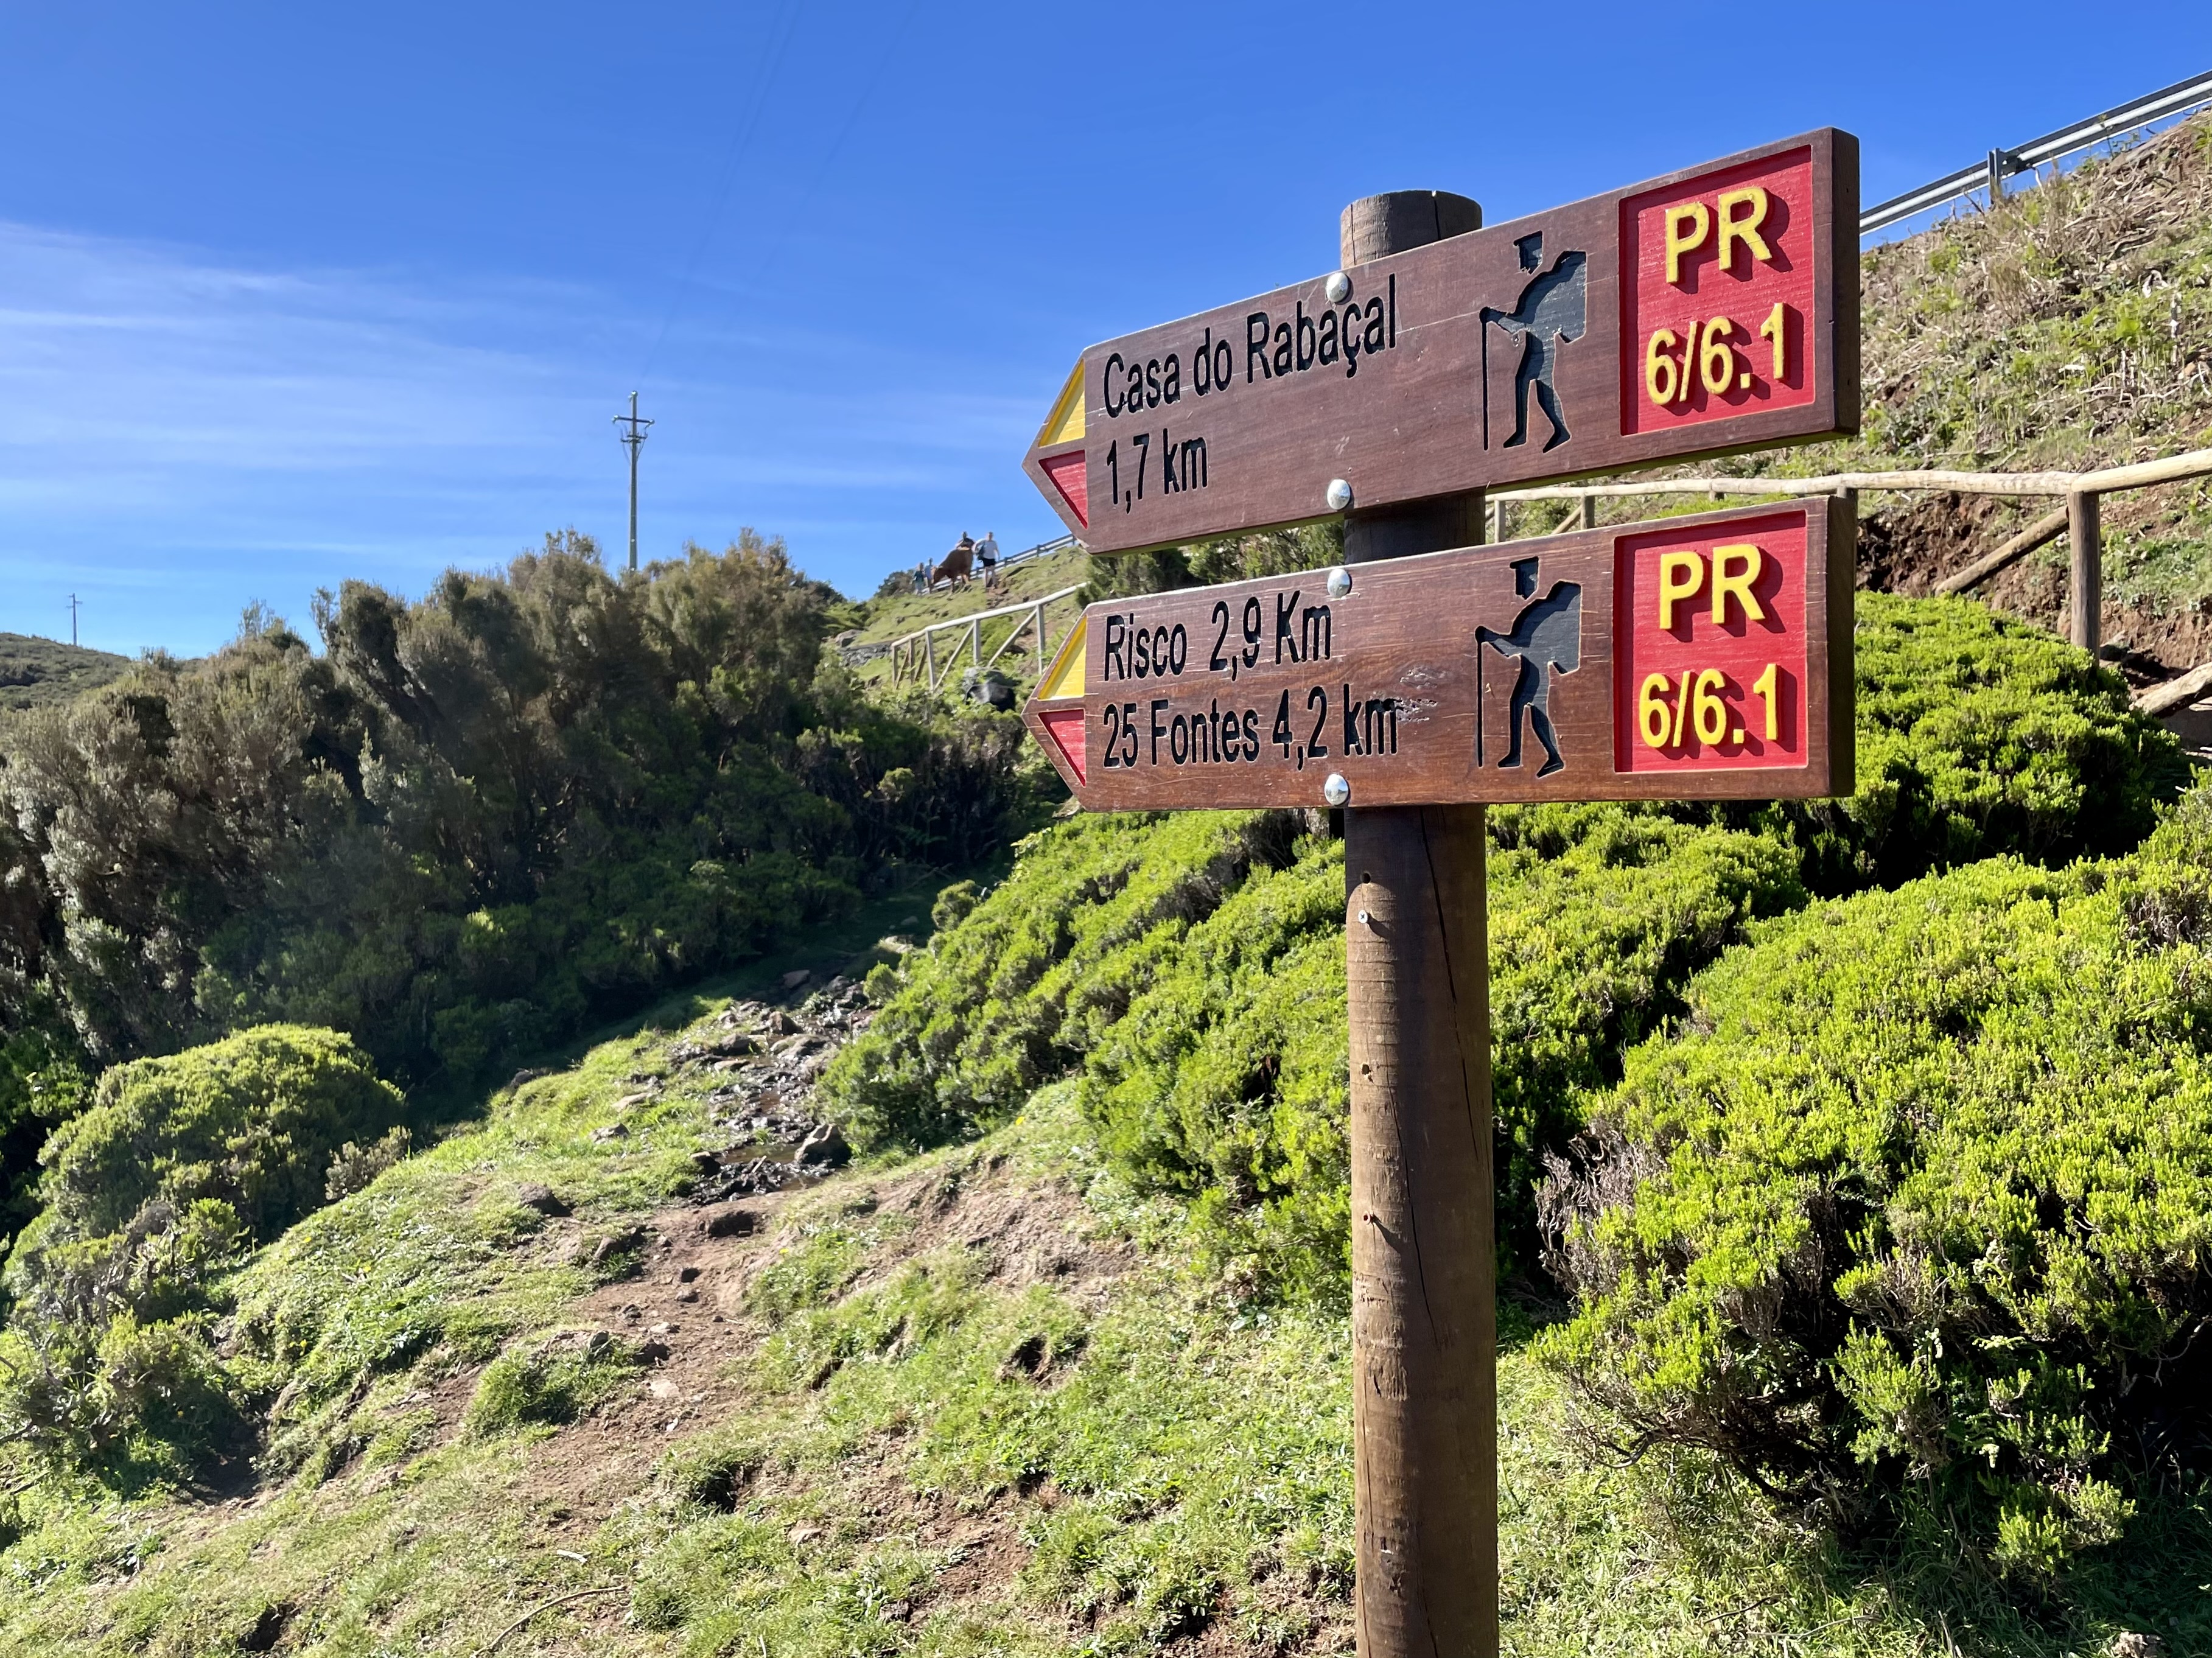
1485, 444, 2212, 654
887, 584, 1086, 691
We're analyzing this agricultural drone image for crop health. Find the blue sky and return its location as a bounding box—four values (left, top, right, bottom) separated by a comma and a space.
2, 2, 2207, 656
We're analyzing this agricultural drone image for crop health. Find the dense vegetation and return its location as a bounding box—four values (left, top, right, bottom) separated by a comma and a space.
821, 594, 2185, 1295
0, 1026, 403, 1480
1540, 791, 2212, 1573
0, 531, 1048, 1262
5, 126, 2212, 1649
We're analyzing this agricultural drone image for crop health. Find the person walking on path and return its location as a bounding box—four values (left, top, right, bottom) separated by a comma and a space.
976, 531, 1001, 590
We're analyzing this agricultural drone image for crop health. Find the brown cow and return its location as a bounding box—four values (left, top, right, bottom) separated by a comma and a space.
930, 534, 976, 590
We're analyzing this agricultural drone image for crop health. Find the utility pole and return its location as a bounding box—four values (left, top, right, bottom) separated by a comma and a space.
613, 391, 653, 572
66, 593, 80, 647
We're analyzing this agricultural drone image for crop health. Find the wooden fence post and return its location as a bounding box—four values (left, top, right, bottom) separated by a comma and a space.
1339, 188, 1497, 1658
2069, 488, 2101, 653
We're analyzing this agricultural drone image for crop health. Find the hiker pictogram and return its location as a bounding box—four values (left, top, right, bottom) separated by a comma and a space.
1480, 232, 1588, 452
1475, 555, 1583, 775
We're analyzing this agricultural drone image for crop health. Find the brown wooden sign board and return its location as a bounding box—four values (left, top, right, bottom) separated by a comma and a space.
1025, 498, 1852, 810
1023, 130, 1858, 555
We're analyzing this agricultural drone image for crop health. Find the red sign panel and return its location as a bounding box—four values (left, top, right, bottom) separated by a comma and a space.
1613, 511, 1810, 775
1619, 149, 1820, 437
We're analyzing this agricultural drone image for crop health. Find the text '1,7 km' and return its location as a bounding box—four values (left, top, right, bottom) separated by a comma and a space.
1022, 130, 1857, 555
1023, 498, 1852, 811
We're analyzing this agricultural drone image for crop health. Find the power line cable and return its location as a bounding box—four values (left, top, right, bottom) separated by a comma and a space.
637, 0, 808, 381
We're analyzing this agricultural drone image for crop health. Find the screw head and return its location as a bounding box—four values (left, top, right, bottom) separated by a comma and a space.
1323, 772, 1351, 806
1325, 478, 1354, 512
1356, 909, 1371, 927
1324, 270, 1352, 304
1326, 566, 1353, 600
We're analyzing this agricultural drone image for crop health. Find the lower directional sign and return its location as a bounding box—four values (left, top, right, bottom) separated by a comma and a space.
1024, 498, 1852, 810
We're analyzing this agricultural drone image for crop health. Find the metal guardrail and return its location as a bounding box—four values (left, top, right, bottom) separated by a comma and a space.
887, 583, 1087, 691
1861, 70, 2212, 236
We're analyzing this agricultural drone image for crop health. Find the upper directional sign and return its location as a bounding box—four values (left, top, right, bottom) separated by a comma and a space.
1023, 130, 1858, 555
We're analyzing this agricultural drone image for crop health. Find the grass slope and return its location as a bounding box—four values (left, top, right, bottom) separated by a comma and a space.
0, 634, 131, 712
4, 1007, 2203, 1657
841, 549, 1091, 690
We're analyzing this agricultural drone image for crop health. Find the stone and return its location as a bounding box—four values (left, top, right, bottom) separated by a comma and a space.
678, 1265, 702, 1282
637, 1338, 671, 1363
797, 1122, 851, 1169
689, 1150, 723, 1177
648, 1321, 677, 1336
513, 1183, 570, 1217
779, 968, 812, 992
590, 1124, 628, 1144
590, 1226, 648, 1267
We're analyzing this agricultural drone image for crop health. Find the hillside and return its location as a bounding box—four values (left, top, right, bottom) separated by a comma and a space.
1, 590, 2201, 1656
5, 952, 2204, 1658
0, 633, 131, 711
7, 119, 2212, 1658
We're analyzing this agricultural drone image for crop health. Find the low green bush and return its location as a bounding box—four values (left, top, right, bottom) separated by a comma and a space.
0, 1025, 402, 1474
823, 597, 2187, 1302
1538, 786, 2212, 1572
1749, 593, 2185, 892
828, 805, 1802, 1294
819, 810, 1304, 1150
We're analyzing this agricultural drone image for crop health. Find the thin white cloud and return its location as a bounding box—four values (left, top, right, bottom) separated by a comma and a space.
0, 219, 1067, 652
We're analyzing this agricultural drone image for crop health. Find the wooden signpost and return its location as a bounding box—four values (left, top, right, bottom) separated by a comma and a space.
1020, 135, 1860, 1658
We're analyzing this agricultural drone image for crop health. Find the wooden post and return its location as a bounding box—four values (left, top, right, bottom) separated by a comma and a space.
1579, 493, 1597, 530
2068, 489, 2101, 653
1339, 189, 1497, 1658
924, 628, 937, 690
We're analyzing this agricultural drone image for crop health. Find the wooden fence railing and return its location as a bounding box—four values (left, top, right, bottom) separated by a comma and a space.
1488, 445, 2212, 657
887, 584, 1086, 691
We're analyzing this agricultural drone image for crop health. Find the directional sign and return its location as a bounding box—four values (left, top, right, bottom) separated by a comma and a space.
1024, 498, 1852, 810
1023, 130, 1858, 555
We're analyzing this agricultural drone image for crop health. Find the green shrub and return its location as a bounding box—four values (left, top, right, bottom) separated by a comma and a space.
829, 806, 1802, 1294
17, 1024, 401, 1263
0, 1025, 401, 1472
819, 810, 1305, 1150
824, 596, 2184, 1302
1750, 593, 2185, 892
1537, 786, 2212, 1569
